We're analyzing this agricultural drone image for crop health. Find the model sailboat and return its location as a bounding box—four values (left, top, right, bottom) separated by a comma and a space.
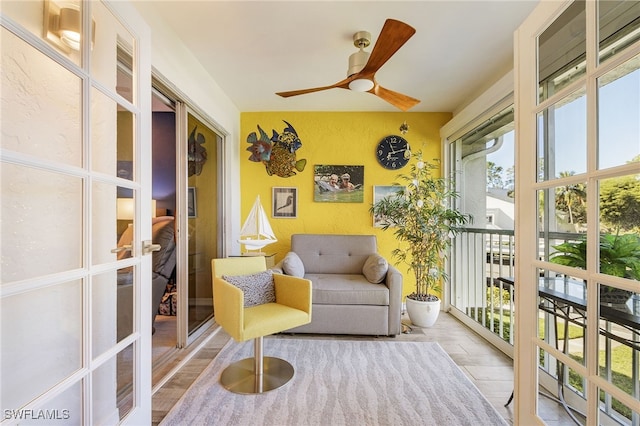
238, 195, 277, 253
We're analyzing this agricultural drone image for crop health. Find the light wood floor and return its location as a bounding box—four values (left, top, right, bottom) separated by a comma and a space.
152, 311, 576, 425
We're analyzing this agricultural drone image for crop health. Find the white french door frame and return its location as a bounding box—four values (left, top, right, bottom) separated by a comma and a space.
515, 1, 640, 424
112, 3, 153, 424
1, 1, 152, 424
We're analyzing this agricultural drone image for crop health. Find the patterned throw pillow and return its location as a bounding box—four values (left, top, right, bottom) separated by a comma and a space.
222, 270, 276, 307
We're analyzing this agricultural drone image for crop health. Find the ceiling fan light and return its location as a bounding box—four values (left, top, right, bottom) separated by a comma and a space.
349, 78, 374, 92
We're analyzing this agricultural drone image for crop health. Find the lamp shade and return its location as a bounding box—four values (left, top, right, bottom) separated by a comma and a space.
117, 198, 157, 219
117, 198, 134, 220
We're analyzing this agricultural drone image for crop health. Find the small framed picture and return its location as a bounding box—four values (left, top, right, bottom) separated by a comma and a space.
188, 187, 197, 218
373, 185, 404, 227
272, 187, 297, 218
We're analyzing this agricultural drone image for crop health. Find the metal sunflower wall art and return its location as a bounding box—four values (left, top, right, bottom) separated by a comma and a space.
246, 120, 307, 178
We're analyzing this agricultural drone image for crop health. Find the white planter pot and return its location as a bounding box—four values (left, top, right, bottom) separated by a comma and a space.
406, 297, 441, 327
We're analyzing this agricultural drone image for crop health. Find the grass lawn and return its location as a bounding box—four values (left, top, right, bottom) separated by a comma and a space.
569, 345, 635, 420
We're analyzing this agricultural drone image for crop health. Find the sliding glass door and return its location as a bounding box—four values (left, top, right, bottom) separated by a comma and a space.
186, 112, 217, 335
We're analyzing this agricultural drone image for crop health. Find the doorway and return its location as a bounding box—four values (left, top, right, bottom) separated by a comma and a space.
149, 85, 223, 381
150, 88, 179, 368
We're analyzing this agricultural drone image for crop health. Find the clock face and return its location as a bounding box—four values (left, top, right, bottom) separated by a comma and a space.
376, 135, 410, 170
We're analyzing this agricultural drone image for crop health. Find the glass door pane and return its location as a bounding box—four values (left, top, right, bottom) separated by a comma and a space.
186, 112, 218, 335
1, 24, 84, 416
538, 1, 586, 102
597, 54, 640, 170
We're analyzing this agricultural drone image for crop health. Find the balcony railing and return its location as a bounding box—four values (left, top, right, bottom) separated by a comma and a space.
452, 228, 640, 426
452, 228, 515, 344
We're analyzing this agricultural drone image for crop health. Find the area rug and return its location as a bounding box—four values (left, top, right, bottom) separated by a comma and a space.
160, 338, 507, 426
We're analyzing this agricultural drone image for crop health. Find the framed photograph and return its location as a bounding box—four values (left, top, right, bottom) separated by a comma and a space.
373, 185, 404, 227
313, 165, 364, 203
188, 187, 197, 218
272, 187, 297, 218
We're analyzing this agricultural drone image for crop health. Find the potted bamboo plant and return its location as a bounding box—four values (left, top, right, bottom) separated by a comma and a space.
371, 151, 472, 327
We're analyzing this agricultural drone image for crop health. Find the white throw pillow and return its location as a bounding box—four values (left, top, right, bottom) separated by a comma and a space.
362, 254, 388, 284
222, 270, 275, 307
282, 252, 305, 277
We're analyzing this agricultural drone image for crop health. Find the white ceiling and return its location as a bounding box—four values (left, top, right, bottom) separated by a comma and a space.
136, 1, 540, 113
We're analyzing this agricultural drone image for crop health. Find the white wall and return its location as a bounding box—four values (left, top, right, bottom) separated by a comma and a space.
128, 2, 242, 255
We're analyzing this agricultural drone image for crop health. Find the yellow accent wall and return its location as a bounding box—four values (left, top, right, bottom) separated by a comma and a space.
240, 111, 452, 298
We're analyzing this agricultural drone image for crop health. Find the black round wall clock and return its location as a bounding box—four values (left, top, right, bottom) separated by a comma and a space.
376, 135, 410, 170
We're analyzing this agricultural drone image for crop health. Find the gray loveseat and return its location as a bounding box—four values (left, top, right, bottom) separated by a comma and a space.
272, 234, 402, 336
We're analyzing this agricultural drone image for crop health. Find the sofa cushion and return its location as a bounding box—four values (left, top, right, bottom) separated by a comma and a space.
291, 234, 378, 274
282, 252, 305, 277
304, 273, 389, 305
222, 270, 275, 307
362, 254, 388, 283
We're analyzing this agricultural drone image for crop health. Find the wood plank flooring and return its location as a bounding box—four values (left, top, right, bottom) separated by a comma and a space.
152, 311, 575, 425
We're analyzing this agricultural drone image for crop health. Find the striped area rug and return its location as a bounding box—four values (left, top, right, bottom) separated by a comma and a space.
161, 338, 507, 426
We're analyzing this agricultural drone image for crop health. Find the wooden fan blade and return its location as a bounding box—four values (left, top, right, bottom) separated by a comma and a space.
358, 19, 416, 78
276, 77, 352, 98
370, 85, 420, 111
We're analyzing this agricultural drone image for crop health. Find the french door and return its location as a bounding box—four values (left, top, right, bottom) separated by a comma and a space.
1, 1, 152, 424
515, 1, 640, 424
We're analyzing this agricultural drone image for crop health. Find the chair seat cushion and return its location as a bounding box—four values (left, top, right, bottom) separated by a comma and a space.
242, 303, 310, 341
304, 273, 389, 305
222, 270, 275, 307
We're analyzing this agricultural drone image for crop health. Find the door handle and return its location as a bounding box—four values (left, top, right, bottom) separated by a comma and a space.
111, 244, 132, 254
142, 240, 161, 255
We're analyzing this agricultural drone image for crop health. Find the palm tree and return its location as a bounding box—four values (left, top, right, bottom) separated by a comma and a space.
555, 171, 586, 224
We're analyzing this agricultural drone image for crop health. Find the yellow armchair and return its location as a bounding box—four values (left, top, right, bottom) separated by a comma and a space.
211, 256, 312, 394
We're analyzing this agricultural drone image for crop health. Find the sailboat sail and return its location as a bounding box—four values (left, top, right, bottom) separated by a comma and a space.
238, 195, 277, 251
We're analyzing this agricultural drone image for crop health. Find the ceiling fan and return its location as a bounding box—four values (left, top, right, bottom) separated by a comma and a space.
276, 19, 420, 112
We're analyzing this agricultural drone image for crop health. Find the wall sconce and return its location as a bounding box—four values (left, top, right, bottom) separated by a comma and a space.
44, 0, 95, 52
117, 199, 157, 220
